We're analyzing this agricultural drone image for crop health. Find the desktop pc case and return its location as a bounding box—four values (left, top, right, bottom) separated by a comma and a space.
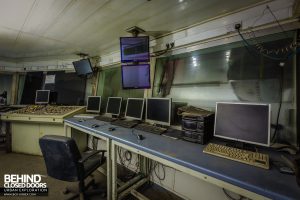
181, 113, 215, 144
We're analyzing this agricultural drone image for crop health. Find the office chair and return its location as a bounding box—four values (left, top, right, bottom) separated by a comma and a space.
39, 135, 106, 200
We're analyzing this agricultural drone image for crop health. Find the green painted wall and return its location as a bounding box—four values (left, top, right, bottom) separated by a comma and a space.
96, 65, 144, 112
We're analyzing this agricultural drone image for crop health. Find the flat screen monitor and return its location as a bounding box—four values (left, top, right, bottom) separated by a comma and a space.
122, 64, 151, 89
125, 98, 145, 120
106, 97, 122, 116
214, 102, 271, 146
72, 59, 93, 76
146, 98, 172, 126
35, 90, 50, 104
120, 36, 150, 62
86, 96, 101, 113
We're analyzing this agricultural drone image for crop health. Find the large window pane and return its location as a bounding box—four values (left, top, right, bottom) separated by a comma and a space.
97, 66, 144, 113
153, 32, 296, 145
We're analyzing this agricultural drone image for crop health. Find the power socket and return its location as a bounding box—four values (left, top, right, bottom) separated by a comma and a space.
225, 21, 242, 32
234, 22, 242, 30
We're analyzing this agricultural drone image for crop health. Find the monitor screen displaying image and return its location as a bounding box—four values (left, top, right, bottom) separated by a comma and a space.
121, 64, 151, 89
125, 98, 145, 120
35, 90, 50, 104
86, 96, 101, 113
146, 98, 171, 126
214, 102, 271, 146
120, 36, 150, 62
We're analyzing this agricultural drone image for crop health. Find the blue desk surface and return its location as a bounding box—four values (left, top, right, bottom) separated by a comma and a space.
65, 117, 300, 200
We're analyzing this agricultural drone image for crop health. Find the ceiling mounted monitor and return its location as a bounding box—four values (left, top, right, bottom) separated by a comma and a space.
120, 36, 150, 63
121, 64, 151, 89
72, 58, 93, 77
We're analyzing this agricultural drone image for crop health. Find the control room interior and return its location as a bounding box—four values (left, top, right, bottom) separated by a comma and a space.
0, 0, 300, 200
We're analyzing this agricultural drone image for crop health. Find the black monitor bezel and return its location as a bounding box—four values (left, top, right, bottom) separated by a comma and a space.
72, 58, 93, 76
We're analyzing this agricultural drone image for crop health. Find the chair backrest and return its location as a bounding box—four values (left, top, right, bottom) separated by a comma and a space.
39, 135, 82, 182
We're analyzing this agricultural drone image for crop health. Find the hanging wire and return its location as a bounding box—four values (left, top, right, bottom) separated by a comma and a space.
266, 5, 289, 38
237, 5, 299, 61
237, 28, 297, 61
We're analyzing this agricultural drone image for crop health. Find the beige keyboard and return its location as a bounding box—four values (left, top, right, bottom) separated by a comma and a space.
134, 123, 167, 135
73, 114, 99, 118
203, 143, 269, 169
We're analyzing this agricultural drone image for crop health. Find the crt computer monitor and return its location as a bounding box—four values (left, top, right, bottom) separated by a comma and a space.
86, 96, 101, 113
35, 90, 50, 104
214, 102, 271, 147
125, 98, 145, 120
146, 98, 172, 126
106, 97, 123, 116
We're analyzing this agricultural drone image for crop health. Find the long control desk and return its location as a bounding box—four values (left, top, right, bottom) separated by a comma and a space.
64, 117, 300, 200
1, 105, 85, 155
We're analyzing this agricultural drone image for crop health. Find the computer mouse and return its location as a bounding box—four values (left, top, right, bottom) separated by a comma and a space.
137, 134, 144, 140
278, 147, 297, 155
92, 124, 99, 128
279, 166, 295, 175
108, 127, 115, 131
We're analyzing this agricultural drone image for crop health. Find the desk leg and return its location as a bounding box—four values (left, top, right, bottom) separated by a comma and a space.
111, 141, 118, 200
107, 138, 112, 200
64, 124, 72, 137
5, 122, 12, 153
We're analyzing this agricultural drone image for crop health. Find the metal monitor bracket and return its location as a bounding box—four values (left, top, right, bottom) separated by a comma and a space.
76, 53, 89, 59
126, 26, 145, 37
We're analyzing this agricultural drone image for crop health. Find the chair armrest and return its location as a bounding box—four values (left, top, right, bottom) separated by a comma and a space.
79, 150, 106, 164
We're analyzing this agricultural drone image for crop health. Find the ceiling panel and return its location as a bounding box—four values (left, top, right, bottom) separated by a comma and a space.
22, 0, 73, 35
0, 0, 268, 60
51, 0, 145, 43
0, 0, 35, 30
0, 27, 19, 56
13, 32, 77, 58
44, 0, 110, 39
138, 0, 264, 31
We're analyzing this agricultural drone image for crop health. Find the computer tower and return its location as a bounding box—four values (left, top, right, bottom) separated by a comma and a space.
181, 113, 214, 144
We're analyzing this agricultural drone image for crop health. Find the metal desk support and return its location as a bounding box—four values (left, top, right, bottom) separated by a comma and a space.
111, 140, 268, 200
64, 122, 112, 200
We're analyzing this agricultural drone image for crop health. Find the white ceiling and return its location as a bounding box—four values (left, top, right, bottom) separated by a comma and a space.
0, 0, 266, 60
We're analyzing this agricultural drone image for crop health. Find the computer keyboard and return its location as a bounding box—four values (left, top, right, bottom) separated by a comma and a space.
94, 116, 117, 122
73, 114, 99, 119
111, 120, 139, 128
203, 143, 269, 169
134, 123, 167, 135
